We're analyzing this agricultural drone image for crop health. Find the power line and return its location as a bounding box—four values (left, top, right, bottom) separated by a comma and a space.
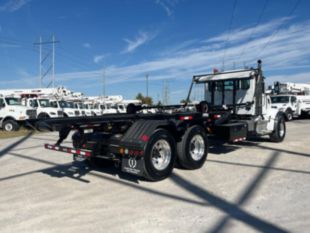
238, 0, 269, 59
255, 0, 301, 60
221, 0, 238, 71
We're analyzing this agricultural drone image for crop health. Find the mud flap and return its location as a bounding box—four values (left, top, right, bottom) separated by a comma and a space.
121, 156, 144, 176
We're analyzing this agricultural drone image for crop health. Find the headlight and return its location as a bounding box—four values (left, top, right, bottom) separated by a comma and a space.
49, 112, 56, 115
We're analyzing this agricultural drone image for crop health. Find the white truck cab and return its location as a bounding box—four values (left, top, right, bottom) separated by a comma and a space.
49, 100, 77, 117
92, 103, 103, 116
190, 60, 286, 142
26, 98, 63, 119
271, 95, 297, 120
271, 95, 310, 120
0, 96, 37, 131
74, 102, 86, 116
83, 104, 94, 116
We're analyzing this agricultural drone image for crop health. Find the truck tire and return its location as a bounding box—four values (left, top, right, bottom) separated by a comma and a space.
3, 120, 20, 132
270, 114, 286, 142
285, 109, 293, 121
143, 129, 176, 181
177, 125, 208, 169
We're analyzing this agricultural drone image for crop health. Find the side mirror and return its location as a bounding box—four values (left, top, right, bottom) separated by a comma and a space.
0, 103, 5, 108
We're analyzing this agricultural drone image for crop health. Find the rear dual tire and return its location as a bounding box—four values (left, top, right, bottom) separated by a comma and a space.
143, 129, 176, 181
177, 125, 208, 169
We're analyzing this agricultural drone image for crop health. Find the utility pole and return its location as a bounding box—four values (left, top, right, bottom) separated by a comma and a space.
162, 80, 169, 105
145, 73, 149, 97
102, 68, 106, 97
34, 35, 59, 88
39, 36, 42, 87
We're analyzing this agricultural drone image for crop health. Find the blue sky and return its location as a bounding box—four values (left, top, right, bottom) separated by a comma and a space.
0, 0, 310, 103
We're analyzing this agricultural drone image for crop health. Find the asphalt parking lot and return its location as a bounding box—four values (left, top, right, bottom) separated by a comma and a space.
0, 120, 309, 233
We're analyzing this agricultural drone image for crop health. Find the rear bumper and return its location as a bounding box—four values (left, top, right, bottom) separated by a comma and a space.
44, 144, 92, 158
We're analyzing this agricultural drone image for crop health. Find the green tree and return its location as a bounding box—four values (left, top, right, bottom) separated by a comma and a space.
135, 93, 153, 105
180, 99, 191, 104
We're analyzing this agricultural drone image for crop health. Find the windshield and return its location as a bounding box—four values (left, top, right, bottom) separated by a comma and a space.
77, 103, 84, 109
50, 101, 58, 108
29, 99, 38, 107
38, 99, 51, 107
66, 102, 75, 108
58, 101, 68, 108
271, 96, 289, 103
5, 97, 22, 106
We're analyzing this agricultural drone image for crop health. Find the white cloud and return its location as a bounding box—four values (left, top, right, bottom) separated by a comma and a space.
123, 31, 155, 53
83, 43, 91, 49
93, 54, 106, 64
156, 0, 179, 16
0, 0, 31, 12
268, 72, 310, 85
3, 18, 310, 102
206, 17, 291, 45
47, 18, 310, 86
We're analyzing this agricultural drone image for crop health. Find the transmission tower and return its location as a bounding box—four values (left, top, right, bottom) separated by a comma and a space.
34, 35, 59, 88
162, 80, 170, 105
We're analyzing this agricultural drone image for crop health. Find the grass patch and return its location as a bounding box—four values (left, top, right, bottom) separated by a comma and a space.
0, 128, 36, 139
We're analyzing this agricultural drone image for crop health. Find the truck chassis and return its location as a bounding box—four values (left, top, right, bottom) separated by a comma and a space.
35, 108, 214, 181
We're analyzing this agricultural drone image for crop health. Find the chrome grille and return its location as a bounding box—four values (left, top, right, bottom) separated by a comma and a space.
26, 109, 37, 119
57, 110, 63, 116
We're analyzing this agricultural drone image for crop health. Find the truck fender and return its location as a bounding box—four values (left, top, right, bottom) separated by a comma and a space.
0, 116, 17, 126
121, 119, 175, 148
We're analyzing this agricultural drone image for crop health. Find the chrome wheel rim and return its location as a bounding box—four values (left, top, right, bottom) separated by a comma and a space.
279, 121, 285, 137
5, 123, 13, 131
189, 135, 205, 161
151, 139, 171, 171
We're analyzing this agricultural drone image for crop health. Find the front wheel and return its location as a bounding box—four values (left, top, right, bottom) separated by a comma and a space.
3, 120, 20, 132
143, 129, 176, 181
177, 125, 208, 169
285, 109, 293, 121
270, 114, 286, 142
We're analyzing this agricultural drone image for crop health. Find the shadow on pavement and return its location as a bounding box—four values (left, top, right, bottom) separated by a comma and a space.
207, 159, 310, 175
1, 152, 213, 208
170, 150, 289, 233
209, 138, 242, 155
239, 141, 310, 157
0, 132, 33, 159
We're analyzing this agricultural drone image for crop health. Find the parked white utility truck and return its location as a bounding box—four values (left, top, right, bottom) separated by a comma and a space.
49, 100, 78, 117
273, 82, 310, 95
0, 95, 37, 131
188, 60, 286, 142
271, 95, 310, 120
24, 98, 64, 118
